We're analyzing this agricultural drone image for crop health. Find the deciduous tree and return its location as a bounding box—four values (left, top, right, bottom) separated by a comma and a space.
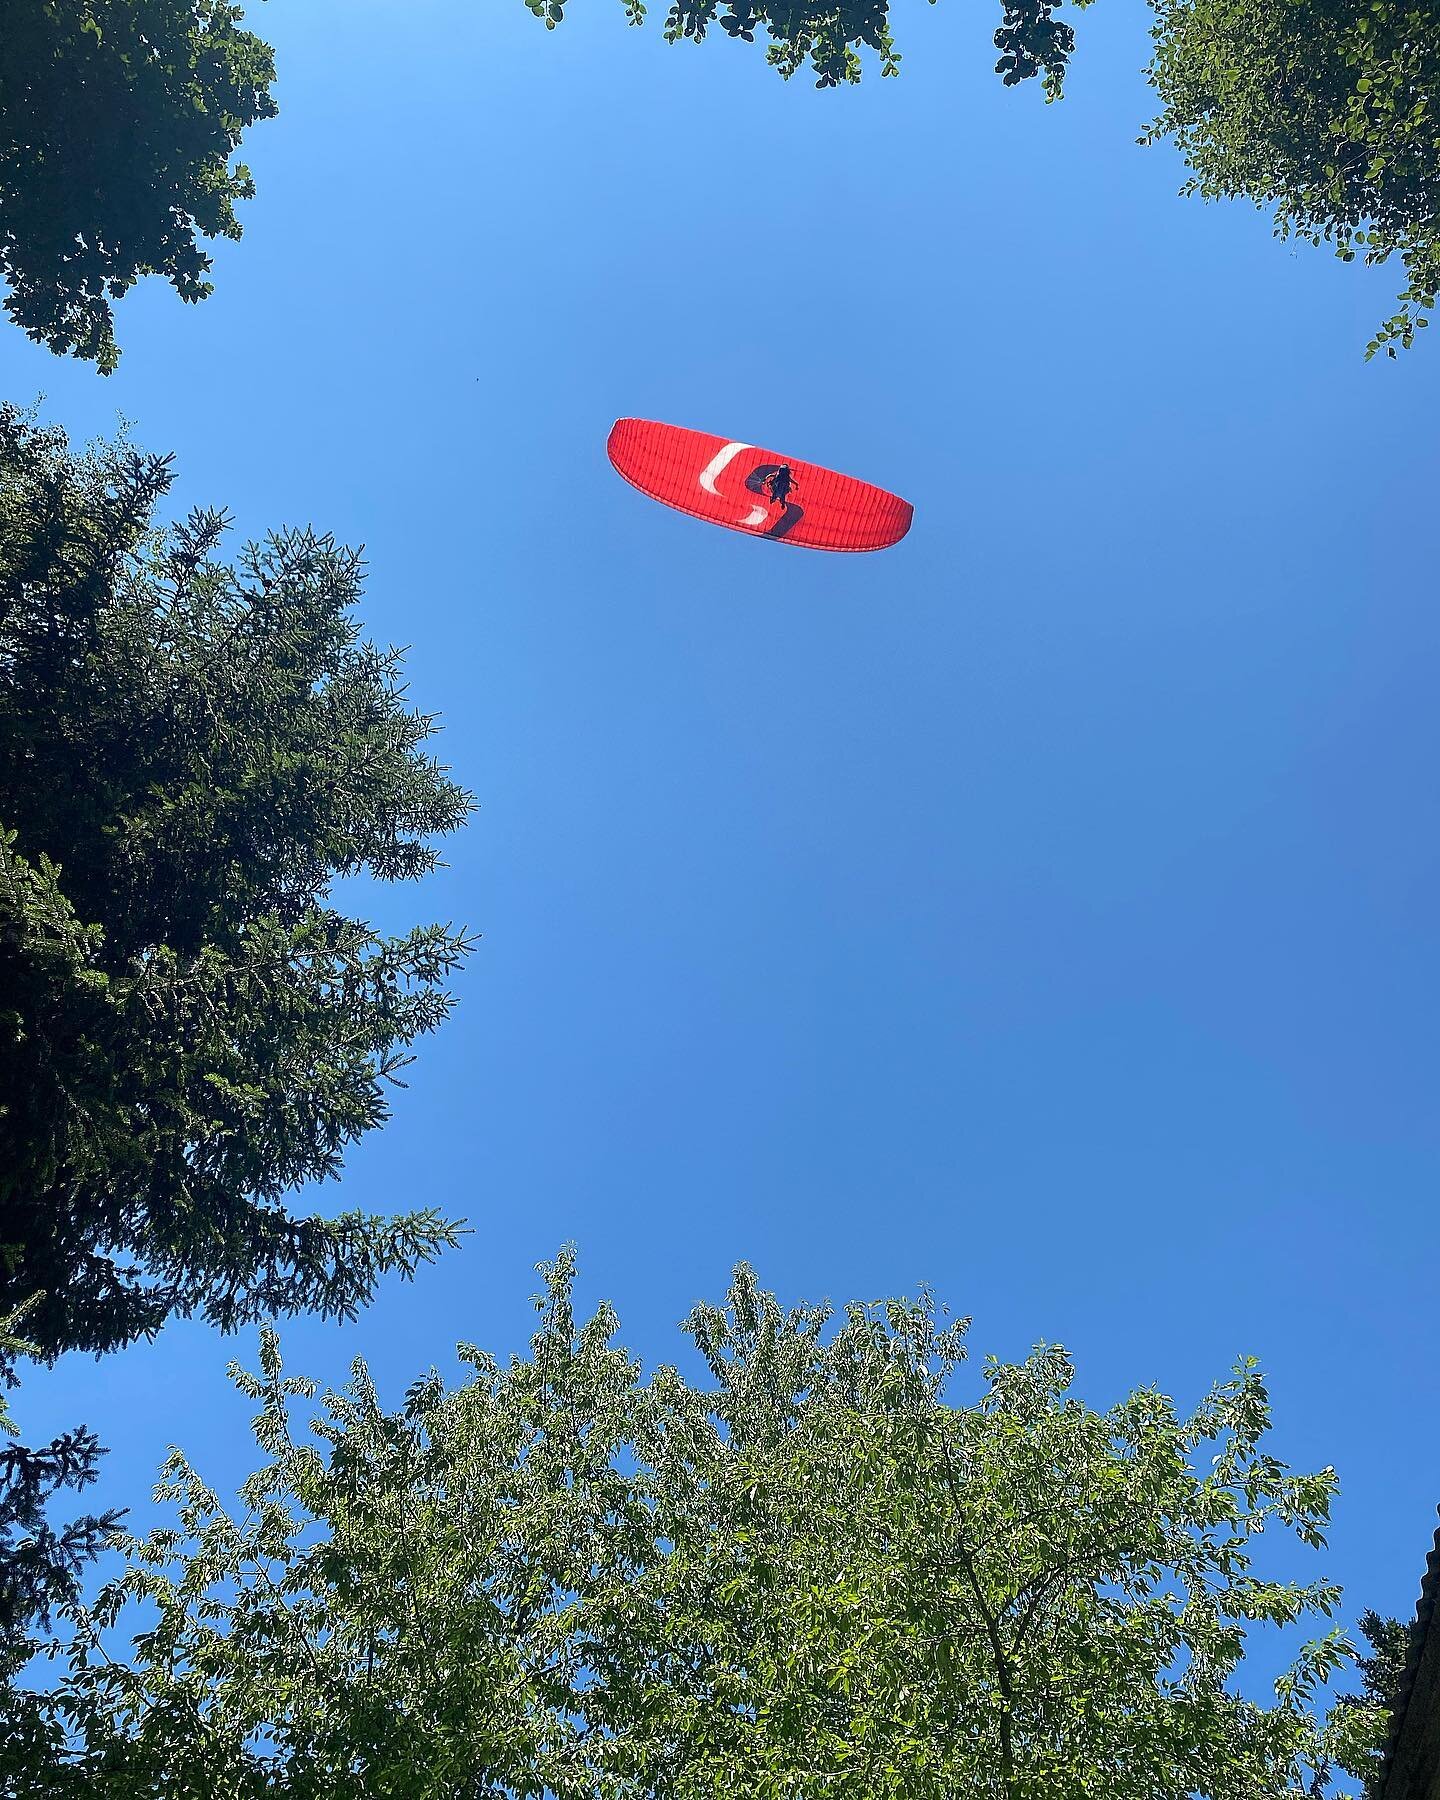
0, 0, 276, 371
550, 0, 1438, 354
532, 0, 1080, 93
1145, 0, 1440, 357
12, 1256, 1378, 1798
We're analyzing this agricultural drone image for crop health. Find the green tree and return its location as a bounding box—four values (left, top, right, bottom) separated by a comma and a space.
11, 1255, 1375, 1797
0, 406, 474, 1365
0, 1301, 120, 1670
532, 0, 1081, 93
1145, 0, 1440, 357
548, 0, 1438, 353
0, 0, 278, 372
1324, 1609, 1411, 1797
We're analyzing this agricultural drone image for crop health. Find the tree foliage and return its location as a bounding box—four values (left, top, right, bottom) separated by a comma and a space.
1326, 1609, 1411, 1797
0, 0, 277, 371
1146, 0, 1440, 356
0, 1302, 121, 1672
8, 1255, 1380, 1797
541, 0, 1438, 353
530, 0, 1081, 94
0, 407, 474, 1364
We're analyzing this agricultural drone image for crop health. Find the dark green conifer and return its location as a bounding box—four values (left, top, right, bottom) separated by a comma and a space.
0, 406, 474, 1363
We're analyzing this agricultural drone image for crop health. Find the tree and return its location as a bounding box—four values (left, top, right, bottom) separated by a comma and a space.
544, 1, 1438, 353
1325, 1609, 1411, 1797
11, 1255, 1379, 1797
1145, 0, 1440, 357
0, 406, 474, 1365
530, 0, 1081, 94
0, 0, 278, 372
0, 1302, 120, 1674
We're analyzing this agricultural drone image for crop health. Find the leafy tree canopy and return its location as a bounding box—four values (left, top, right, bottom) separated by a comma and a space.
0, 407, 474, 1365
8, 1255, 1385, 1797
5, 0, 1432, 359
1146, 0, 1440, 357
529, 0, 1081, 94
0, 0, 277, 371
542, 0, 1438, 354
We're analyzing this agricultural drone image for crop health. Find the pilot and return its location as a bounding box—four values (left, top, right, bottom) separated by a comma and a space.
765, 464, 795, 506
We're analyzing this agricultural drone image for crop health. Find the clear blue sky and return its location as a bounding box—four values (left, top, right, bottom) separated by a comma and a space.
9, 0, 1440, 1662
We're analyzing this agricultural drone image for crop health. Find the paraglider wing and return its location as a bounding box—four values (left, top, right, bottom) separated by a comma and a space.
607, 419, 913, 553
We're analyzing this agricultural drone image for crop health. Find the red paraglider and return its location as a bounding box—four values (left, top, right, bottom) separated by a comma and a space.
607, 419, 912, 554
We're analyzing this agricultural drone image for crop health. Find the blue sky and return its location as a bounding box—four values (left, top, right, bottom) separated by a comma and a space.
8, 0, 1440, 1658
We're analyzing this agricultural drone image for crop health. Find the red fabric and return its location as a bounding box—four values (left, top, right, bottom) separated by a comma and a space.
607, 419, 912, 554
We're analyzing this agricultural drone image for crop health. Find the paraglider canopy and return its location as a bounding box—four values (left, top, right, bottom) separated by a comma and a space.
608, 420, 912, 553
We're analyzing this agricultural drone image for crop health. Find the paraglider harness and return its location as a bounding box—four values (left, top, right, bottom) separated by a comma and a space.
764, 465, 795, 506
741, 461, 804, 539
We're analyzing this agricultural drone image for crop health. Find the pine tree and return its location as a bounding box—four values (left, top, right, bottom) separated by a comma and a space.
0, 406, 475, 1363
0, 1302, 119, 1671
